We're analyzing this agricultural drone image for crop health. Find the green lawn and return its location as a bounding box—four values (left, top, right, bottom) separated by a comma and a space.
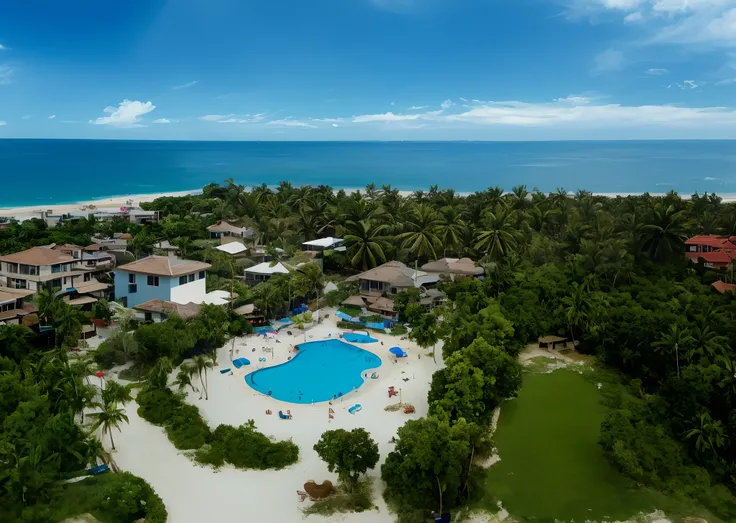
480, 370, 659, 521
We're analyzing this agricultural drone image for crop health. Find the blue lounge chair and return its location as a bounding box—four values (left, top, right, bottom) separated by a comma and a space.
279, 410, 292, 420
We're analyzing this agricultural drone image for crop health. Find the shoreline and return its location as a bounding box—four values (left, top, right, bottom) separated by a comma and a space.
2, 187, 736, 219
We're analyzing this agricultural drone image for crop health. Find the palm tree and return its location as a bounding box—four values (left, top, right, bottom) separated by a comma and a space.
101, 381, 132, 407
475, 208, 517, 260
560, 282, 595, 346
148, 357, 174, 389
175, 364, 199, 395
293, 263, 326, 304
654, 323, 693, 378
193, 355, 215, 400
53, 302, 84, 348
691, 324, 727, 361
637, 203, 687, 261
685, 411, 725, 456
397, 204, 442, 261
409, 314, 440, 364
342, 220, 390, 269
253, 282, 286, 320
439, 206, 465, 256
34, 288, 62, 324
89, 403, 129, 451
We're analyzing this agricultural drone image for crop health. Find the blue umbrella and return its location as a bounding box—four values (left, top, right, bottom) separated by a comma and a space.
389, 347, 407, 358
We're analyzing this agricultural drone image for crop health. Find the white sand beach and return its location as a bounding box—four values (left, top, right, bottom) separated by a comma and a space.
105, 310, 442, 523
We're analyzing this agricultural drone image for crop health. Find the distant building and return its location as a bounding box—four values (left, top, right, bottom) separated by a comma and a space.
244, 261, 291, 285
0, 246, 87, 293
712, 280, 736, 295
114, 256, 212, 308
421, 257, 484, 279
216, 241, 248, 257
133, 298, 202, 323
348, 261, 440, 297
685, 235, 736, 269
302, 237, 344, 252
52, 243, 115, 283
207, 221, 255, 241
0, 288, 35, 325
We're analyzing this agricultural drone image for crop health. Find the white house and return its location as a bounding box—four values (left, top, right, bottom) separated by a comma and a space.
244, 261, 291, 285
302, 237, 344, 252
0, 246, 87, 293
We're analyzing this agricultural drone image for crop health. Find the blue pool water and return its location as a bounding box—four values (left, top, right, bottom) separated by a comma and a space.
244, 339, 382, 404
252, 325, 272, 334
342, 333, 378, 343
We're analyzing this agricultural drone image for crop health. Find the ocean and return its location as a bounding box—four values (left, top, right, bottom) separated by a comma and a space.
1, 139, 736, 207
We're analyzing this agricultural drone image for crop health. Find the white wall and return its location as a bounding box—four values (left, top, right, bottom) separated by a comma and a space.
170, 278, 206, 305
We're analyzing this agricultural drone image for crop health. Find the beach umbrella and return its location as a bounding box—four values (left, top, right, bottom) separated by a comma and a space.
95, 370, 105, 389
389, 347, 407, 358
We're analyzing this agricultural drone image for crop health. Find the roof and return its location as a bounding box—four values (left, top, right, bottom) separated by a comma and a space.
154, 240, 179, 251
52, 243, 83, 252
233, 303, 256, 315
0, 246, 75, 266
303, 237, 343, 248
75, 281, 110, 294
539, 335, 568, 344
208, 220, 247, 234
421, 257, 484, 276
119, 233, 133, 240
712, 280, 736, 294
116, 255, 211, 277
685, 235, 735, 248
349, 261, 429, 288
133, 298, 201, 321
342, 295, 367, 307
245, 261, 291, 275
64, 296, 98, 306
216, 242, 248, 255
0, 288, 34, 303
84, 244, 101, 252
697, 251, 734, 264
369, 296, 396, 313
200, 290, 235, 305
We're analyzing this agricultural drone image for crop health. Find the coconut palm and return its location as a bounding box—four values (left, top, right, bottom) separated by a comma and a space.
175, 364, 199, 395
560, 281, 596, 346
397, 204, 442, 261
193, 354, 215, 400
439, 206, 465, 256
685, 411, 725, 456
475, 208, 517, 260
53, 302, 84, 348
89, 403, 129, 451
148, 357, 174, 389
101, 381, 132, 407
637, 203, 687, 261
654, 323, 694, 378
34, 288, 62, 324
293, 263, 326, 304
342, 220, 390, 270
253, 282, 286, 320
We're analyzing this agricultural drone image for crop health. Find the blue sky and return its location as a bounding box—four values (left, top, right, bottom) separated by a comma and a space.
2, 0, 736, 140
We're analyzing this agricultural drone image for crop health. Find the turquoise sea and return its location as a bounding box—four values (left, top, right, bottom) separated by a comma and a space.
1, 139, 736, 207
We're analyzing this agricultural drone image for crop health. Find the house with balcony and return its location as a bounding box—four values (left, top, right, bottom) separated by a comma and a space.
244, 261, 291, 285
685, 235, 736, 269
0, 246, 87, 293
207, 221, 255, 241
421, 257, 484, 280
0, 288, 35, 325
113, 255, 212, 308
52, 244, 115, 284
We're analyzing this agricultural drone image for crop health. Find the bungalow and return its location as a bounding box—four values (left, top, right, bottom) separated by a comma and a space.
133, 298, 201, 323
0, 288, 35, 325
348, 261, 440, 297
244, 261, 291, 285
302, 237, 344, 252
421, 257, 484, 280
113, 256, 212, 308
712, 280, 736, 295
685, 235, 736, 269
208, 221, 254, 241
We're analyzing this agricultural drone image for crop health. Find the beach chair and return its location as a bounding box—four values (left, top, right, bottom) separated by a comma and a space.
279, 410, 292, 420
296, 489, 308, 502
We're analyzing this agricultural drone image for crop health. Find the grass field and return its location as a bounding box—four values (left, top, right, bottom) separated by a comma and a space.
479, 370, 659, 522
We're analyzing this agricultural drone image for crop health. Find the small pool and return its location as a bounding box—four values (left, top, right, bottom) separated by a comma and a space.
245, 339, 382, 404
342, 332, 378, 343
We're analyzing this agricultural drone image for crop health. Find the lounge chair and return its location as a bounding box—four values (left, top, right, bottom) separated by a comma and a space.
279, 410, 292, 420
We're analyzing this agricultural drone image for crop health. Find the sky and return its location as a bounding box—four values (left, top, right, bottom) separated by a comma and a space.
3, 0, 736, 140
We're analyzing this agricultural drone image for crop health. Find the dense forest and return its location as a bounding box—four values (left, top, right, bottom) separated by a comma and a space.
3, 182, 736, 520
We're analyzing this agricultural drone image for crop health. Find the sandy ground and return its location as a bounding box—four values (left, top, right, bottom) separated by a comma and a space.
105, 310, 443, 523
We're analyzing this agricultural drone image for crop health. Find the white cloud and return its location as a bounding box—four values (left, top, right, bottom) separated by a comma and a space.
716, 77, 736, 85
705, 176, 717, 180
21, 115, 32, 120
353, 112, 423, 123
555, 95, 593, 103
408, 105, 427, 111
0, 45, 8, 51
0, 65, 14, 85
311, 117, 345, 122
459, 97, 468, 102
390, 101, 396, 106
200, 114, 233, 121
332, 124, 339, 127
173, 80, 198, 90
0, 121, 6, 126
646, 68, 669, 74
624, 11, 644, 22
152, 118, 171, 124
593, 49, 625, 72
48, 115, 56, 119
267, 119, 316, 128
90, 99, 156, 127
441, 99, 455, 109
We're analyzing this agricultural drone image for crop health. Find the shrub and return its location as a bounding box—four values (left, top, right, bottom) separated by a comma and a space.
100, 472, 148, 521
93, 341, 127, 369
200, 420, 299, 470
165, 403, 211, 450
136, 387, 180, 425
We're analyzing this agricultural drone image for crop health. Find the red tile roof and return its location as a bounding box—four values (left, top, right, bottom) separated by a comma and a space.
698, 251, 734, 264
686, 235, 733, 248
712, 280, 736, 294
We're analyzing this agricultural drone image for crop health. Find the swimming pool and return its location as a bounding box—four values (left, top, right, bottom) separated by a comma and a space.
342, 332, 378, 343
244, 339, 382, 404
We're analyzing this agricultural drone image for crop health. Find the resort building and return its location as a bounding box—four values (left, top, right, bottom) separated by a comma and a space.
712, 280, 736, 295
52, 244, 115, 283
244, 261, 291, 285
113, 256, 212, 308
0, 288, 35, 325
685, 235, 736, 269
0, 246, 87, 293
207, 220, 255, 241
348, 261, 440, 297
421, 257, 484, 280
90, 233, 132, 252
302, 237, 344, 252
133, 298, 202, 323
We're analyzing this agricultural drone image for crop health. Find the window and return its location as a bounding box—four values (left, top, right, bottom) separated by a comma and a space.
688, 245, 698, 252
128, 273, 136, 284
199, 271, 206, 280
188, 274, 195, 283
19, 264, 38, 275
704, 262, 714, 269
6, 263, 18, 274
147, 276, 159, 287
84, 273, 91, 282
51, 265, 61, 274
11, 279, 26, 289
128, 283, 137, 294
179, 276, 187, 285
